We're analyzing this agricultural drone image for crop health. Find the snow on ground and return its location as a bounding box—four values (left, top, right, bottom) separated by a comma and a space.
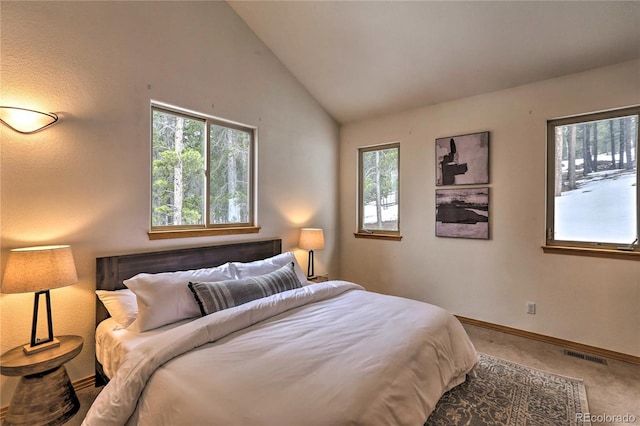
363, 192, 398, 228
360, 165, 637, 244
555, 170, 636, 244
561, 150, 635, 171
363, 203, 397, 227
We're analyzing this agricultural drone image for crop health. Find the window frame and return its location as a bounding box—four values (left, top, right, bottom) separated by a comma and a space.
149, 103, 258, 239
545, 105, 639, 253
356, 142, 402, 240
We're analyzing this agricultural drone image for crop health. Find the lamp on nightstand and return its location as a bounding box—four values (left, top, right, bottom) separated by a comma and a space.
2, 245, 78, 355
299, 228, 325, 278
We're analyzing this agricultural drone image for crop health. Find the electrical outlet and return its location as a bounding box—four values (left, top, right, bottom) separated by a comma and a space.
526, 302, 536, 315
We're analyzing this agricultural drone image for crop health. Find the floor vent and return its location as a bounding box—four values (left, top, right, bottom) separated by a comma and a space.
564, 350, 608, 365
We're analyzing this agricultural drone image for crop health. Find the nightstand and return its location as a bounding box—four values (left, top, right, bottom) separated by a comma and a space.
308, 275, 329, 283
0, 335, 83, 426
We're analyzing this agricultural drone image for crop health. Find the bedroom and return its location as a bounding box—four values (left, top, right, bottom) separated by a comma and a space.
1, 1, 638, 424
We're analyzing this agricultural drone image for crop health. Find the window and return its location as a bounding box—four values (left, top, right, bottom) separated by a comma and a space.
150, 105, 257, 238
546, 106, 638, 252
357, 143, 401, 240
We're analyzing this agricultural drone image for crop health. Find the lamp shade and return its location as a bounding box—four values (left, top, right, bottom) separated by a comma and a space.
2, 245, 78, 294
299, 228, 325, 250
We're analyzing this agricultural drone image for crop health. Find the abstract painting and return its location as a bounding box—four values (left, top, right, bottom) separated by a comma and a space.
436, 187, 489, 239
436, 131, 489, 186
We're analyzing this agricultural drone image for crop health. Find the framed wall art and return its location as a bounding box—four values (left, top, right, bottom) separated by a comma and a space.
436, 131, 489, 186
436, 187, 489, 239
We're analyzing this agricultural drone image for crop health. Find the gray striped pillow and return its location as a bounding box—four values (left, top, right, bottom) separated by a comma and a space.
188, 262, 302, 316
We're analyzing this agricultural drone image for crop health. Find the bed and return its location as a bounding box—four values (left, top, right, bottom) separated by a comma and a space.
85, 239, 478, 425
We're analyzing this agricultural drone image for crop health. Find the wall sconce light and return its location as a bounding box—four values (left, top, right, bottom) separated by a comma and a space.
0, 106, 59, 134
299, 228, 325, 278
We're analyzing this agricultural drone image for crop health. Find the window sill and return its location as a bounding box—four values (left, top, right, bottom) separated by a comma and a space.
148, 226, 261, 240
354, 232, 402, 241
542, 245, 640, 261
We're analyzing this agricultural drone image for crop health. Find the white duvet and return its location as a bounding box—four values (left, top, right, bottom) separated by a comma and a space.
84, 281, 478, 426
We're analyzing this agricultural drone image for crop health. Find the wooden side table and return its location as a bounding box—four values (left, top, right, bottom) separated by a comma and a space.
308, 274, 329, 283
0, 335, 83, 426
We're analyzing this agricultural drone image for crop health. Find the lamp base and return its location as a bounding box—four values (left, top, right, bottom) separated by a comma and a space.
307, 249, 315, 278
23, 338, 60, 355
24, 289, 59, 356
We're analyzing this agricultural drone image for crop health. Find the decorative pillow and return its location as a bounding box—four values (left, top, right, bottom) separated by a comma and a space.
124, 263, 235, 332
231, 252, 307, 285
188, 262, 302, 316
95, 289, 138, 328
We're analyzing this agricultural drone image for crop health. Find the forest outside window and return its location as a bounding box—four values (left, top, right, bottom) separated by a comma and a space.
357, 143, 401, 240
150, 105, 257, 238
546, 106, 638, 253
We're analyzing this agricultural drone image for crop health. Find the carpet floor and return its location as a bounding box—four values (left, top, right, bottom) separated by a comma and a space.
426, 353, 590, 426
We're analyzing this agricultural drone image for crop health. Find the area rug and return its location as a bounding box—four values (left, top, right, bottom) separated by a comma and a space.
425, 353, 591, 426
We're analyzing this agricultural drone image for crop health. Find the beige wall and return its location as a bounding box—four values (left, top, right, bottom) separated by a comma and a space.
0, 2, 339, 405
2, 0, 638, 411
340, 60, 640, 358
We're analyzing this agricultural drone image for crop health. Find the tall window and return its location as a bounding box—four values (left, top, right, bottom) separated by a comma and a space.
151, 105, 255, 235
546, 106, 638, 249
358, 143, 400, 237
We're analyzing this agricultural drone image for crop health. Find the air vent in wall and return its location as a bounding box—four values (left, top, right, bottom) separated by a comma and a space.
564, 349, 608, 365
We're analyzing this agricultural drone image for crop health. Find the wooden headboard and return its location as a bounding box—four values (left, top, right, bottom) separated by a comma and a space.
95, 239, 282, 325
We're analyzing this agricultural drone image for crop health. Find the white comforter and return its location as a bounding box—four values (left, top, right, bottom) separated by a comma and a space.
84, 281, 478, 426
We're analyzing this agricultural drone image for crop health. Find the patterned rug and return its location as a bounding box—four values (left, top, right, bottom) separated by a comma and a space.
425, 353, 591, 426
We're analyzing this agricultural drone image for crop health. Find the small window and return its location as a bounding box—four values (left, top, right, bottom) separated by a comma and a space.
357, 143, 400, 238
546, 106, 638, 250
151, 104, 256, 237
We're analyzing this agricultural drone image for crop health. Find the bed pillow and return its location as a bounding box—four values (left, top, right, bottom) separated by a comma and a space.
124, 263, 235, 332
231, 252, 307, 285
95, 289, 138, 328
188, 262, 302, 316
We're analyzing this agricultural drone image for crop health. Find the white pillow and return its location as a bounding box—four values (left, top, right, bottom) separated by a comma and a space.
95, 289, 138, 329
124, 263, 235, 332
231, 252, 307, 285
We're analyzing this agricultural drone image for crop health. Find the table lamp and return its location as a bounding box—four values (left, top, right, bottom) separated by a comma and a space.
299, 228, 325, 278
2, 245, 78, 355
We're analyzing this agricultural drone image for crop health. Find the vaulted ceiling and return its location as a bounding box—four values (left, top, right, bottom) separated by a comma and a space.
229, 1, 640, 124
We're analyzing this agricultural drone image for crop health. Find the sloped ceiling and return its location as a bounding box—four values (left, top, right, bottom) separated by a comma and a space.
229, 1, 640, 124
